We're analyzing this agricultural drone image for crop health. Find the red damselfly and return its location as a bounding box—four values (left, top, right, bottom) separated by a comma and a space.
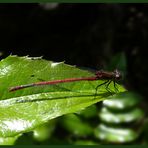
9, 69, 122, 92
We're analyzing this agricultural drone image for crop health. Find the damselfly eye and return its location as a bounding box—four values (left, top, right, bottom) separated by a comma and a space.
114, 69, 122, 80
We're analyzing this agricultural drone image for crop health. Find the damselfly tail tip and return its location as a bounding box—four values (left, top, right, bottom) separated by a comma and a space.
9, 84, 34, 92
9, 87, 19, 92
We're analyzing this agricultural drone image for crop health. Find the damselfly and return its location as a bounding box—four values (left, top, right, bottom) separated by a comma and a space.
9, 69, 122, 92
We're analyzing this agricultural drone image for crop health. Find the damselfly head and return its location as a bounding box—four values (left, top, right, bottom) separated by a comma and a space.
114, 69, 122, 80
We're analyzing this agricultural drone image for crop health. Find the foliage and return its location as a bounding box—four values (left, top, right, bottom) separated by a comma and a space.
0, 55, 125, 143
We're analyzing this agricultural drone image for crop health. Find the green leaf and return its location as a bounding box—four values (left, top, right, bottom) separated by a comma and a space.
33, 119, 57, 142
79, 104, 98, 119
103, 92, 142, 110
61, 114, 93, 137
95, 124, 138, 143
0, 55, 126, 137
0, 135, 20, 145
74, 140, 99, 145
99, 107, 144, 124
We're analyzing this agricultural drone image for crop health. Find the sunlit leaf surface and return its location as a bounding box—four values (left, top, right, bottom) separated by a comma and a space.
0, 56, 126, 137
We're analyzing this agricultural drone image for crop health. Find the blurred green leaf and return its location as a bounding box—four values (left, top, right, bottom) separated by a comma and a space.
0, 55, 125, 137
78, 105, 98, 119
143, 118, 148, 144
33, 119, 56, 142
0, 135, 20, 145
95, 124, 138, 143
74, 140, 99, 145
14, 133, 34, 145
99, 107, 144, 124
61, 114, 93, 137
103, 92, 142, 111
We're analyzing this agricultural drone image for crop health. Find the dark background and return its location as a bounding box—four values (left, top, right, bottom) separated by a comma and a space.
0, 3, 147, 99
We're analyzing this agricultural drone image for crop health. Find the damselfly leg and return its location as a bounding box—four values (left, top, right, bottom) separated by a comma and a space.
113, 80, 119, 92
